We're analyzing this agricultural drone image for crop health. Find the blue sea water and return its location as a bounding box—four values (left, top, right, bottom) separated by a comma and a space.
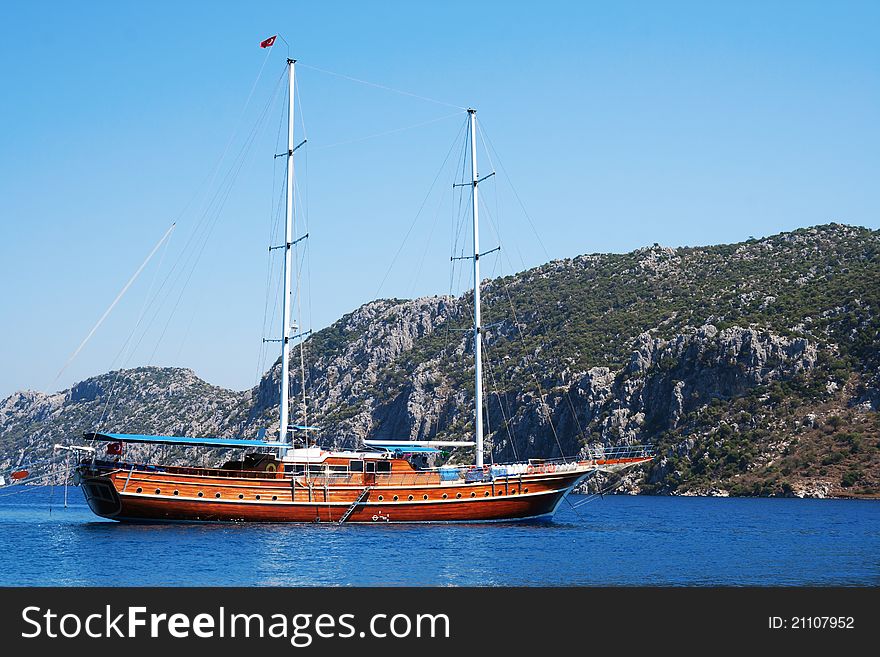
1, 486, 878, 586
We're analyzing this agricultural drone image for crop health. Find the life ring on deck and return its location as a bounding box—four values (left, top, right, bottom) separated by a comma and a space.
526, 465, 535, 474
547, 464, 556, 473
266, 463, 277, 473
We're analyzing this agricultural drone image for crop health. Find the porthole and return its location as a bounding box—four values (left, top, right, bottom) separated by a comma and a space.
238, 494, 244, 499
423, 494, 428, 500
497, 490, 504, 495
155, 489, 161, 495
456, 493, 462, 499
197, 492, 204, 498
135, 487, 142, 493
511, 489, 516, 495
272, 496, 278, 501
378, 495, 384, 501
407, 495, 414, 501
442, 493, 448, 499
215, 492, 221, 498
484, 491, 490, 497
523, 488, 529, 493
470, 492, 476, 498
255, 495, 261, 500
173, 490, 179, 496
393, 495, 399, 501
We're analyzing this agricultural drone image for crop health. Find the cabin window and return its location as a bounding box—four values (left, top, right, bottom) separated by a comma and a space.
135, 487, 142, 493
456, 493, 462, 499
238, 494, 244, 499
291, 464, 326, 476
484, 491, 490, 497
442, 493, 448, 499
377, 461, 392, 473
197, 492, 204, 497
378, 495, 384, 501
155, 489, 161, 495
349, 460, 364, 472
255, 495, 261, 500
407, 495, 414, 501
215, 493, 221, 498
366, 462, 376, 473
423, 494, 428, 500
524, 488, 529, 493
392, 495, 399, 501
272, 496, 277, 501
470, 492, 476, 498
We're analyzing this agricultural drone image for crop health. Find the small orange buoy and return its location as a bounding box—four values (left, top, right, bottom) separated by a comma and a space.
11, 470, 29, 481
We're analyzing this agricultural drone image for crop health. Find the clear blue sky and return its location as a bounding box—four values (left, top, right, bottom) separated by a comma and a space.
1, 0, 877, 399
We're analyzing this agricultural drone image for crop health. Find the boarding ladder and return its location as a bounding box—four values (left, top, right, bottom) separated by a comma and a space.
338, 486, 373, 524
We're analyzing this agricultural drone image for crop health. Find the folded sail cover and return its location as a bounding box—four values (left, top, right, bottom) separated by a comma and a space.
84, 432, 286, 449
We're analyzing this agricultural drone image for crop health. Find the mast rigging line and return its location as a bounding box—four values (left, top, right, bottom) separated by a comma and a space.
149, 68, 287, 366
446, 151, 570, 461
311, 112, 463, 152
467, 118, 588, 462
481, 334, 519, 462
373, 114, 469, 299
476, 119, 551, 263
157, 56, 283, 312
98, 66, 287, 389
94, 228, 174, 434
408, 152, 458, 300
93, 66, 288, 436
297, 62, 467, 111
52, 222, 177, 387
491, 222, 595, 456
256, 109, 291, 389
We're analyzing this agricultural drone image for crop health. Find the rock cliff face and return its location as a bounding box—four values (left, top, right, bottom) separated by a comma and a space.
2, 224, 878, 497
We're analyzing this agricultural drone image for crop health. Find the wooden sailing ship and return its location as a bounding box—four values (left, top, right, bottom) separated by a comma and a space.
74, 52, 652, 523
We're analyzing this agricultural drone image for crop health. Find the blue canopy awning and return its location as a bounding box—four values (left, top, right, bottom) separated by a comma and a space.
368, 443, 440, 454
84, 432, 285, 449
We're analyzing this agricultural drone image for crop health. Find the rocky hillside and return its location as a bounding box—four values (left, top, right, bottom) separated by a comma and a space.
2, 223, 878, 498
0, 368, 251, 477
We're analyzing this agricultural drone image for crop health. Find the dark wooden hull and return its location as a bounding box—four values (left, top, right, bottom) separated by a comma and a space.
77, 463, 606, 523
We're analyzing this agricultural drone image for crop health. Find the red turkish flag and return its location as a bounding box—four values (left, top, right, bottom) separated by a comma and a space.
260, 35, 277, 49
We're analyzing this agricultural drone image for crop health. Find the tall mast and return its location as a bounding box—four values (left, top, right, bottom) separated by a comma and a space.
279, 58, 296, 452
469, 108, 484, 468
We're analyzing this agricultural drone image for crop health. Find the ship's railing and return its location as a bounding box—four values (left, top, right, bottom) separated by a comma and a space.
82, 444, 654, 486
420, 444, 655, 480
579, 443, 655, 461
84, 459, 289, 480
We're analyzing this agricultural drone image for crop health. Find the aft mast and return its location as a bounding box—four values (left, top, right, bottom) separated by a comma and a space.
468, 108, 484, 468
279, 58, 296, 454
